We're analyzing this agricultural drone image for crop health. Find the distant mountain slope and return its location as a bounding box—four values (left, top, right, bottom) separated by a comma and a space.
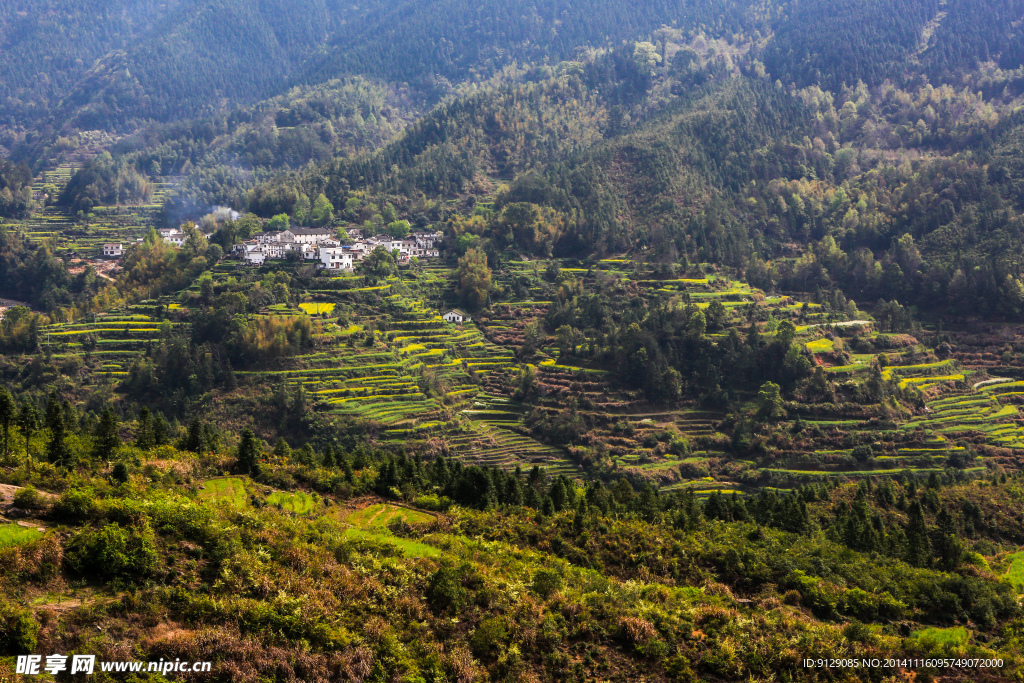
299, 0, 778, 94
0, 0, 183, 125
0, 0, 773, 131
1, 0, 1021, 136
0, 0, 378, 129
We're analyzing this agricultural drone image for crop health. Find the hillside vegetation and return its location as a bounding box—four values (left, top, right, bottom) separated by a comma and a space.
2, 0, 1024, 680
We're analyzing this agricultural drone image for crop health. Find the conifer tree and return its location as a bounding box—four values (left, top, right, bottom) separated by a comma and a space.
237, 428, 262, 475
17, 399, 39, 468
182, 419, 208, 453
46, 407, 73, 469
905, 500, 931, 567
0, 386, 13, 464
273, 437, 292, 460
135, 407, 154, 450
92, 407, 121, 461
152, 412, 169, 446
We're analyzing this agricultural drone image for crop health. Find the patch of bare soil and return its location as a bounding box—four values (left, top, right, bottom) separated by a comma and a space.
66, 258, 121, 280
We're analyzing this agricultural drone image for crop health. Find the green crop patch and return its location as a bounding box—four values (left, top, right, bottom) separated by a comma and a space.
805, 338, 834, 353
0, 524, 43, 548
1004, 552, 1024, 590
909, 626, 971, 649
299, 302, 336, 315
198, 477, 250, 508
342, 528, 442, 557
266, 490, 318, 514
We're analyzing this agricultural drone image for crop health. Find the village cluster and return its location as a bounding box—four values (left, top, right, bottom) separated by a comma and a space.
238, 227, 441, 269
99, 226, 442, 271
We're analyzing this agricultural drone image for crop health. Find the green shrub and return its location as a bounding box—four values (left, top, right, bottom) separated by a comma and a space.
53, 487, 99, 522
111, 462, 130, 484
12, 485, 45, 510
426, 562, 480, 613
669, 436, 691, 456
0, 601, 39, 655
531, 568, 563, 600
842, 621, 874, 643
413, 494, 451, 511
66, 521, 160, 581
469, 617, 507, 659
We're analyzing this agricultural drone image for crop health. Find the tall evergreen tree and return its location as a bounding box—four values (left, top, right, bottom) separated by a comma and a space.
46, 407, 73, 469
152, 412, 170, 446
92, 407, 121, 461
17, 399, 39, 469
935, 506, 963, 569
135, 407, 154, 450
905, 500, 931, 567
182, 418, 209, 453
0, 386, 14, 464
236, 428, 262, 475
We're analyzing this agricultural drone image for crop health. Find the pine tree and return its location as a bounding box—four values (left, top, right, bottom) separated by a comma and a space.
152, 412, 169, 445
46, 408, 73, 469
573, 499, 588, 533
507, 476, 524, 507
638, 483, 659, 521
0, 386, 14, 464
135, 407, 154, 450
45, 393, 62, 432
111, 462, 130, 484
236, 428, 262, 475
182, 419, 208, 453
273, 437, 292, 460
935, 506, 963, 569
92, 406, 121, 461
550, 477, 569, 511
432, 455, 450, 487
17, 399, 39, 469
905, 500, 931, 567
541, 495, 555, 516
704, 491, 727, 521
296, 444, 316, 465
202, 423, 220, 452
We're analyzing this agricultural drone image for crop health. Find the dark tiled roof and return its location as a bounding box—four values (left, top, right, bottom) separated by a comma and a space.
289, 228, 333, 236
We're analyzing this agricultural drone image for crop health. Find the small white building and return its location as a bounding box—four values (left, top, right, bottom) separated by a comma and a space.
242, 243, 267, 265
443, 309, 470, 324
159, 229, 186, 247
102, 243, 123, 258
411, 231, 442, 248
318, 247, 354, 271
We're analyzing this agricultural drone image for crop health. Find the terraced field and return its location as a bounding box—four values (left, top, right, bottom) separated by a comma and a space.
473, 261, 858, 488
341, 503, 441, 557
38, 307, 182, 381
235, 290, 515, 424
345, 503, 434, 528
189, 271, 584, 476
